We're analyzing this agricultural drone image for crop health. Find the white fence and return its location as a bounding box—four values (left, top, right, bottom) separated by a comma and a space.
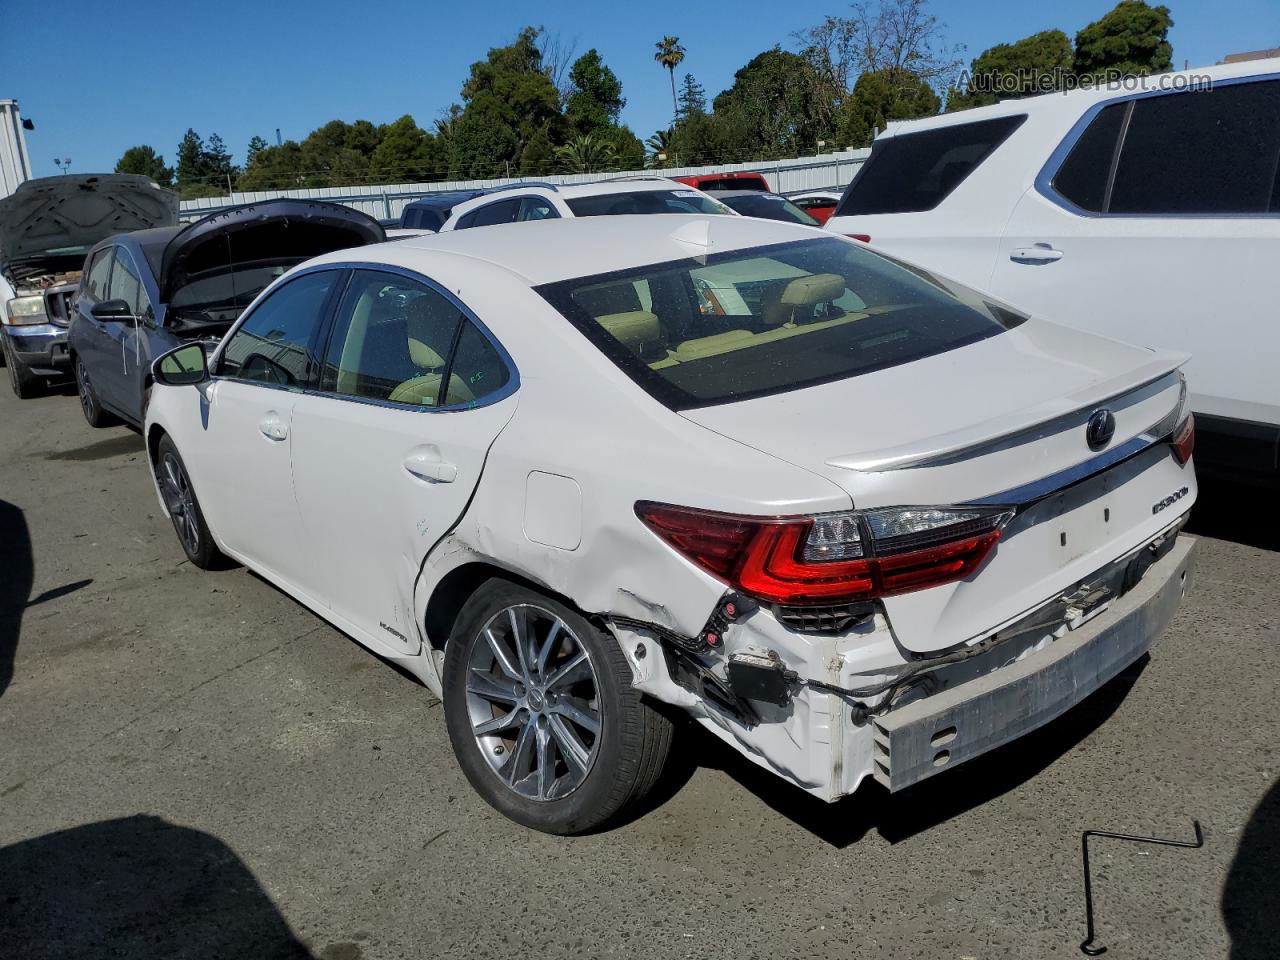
176, 149, 870, 221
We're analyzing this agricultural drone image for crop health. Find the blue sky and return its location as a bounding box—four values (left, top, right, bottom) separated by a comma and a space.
3, 0, 1277, 178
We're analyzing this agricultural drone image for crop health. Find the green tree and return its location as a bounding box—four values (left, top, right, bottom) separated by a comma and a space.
604, 126, 646, 170
565, 49, 626, 137
114, 145, 173, 187
236, 141, 305, 191
1074, 0, 1174, 80
671, 111, 725, 166
555, 132, 617, 173
369, 115, 439, 183
204, 133, 238, 189
245, 136, 269, 165
676, 73, 707, 118
175, 128, 208, 194
645, 129, 674, 167
834, 67, 940, 147
948, 29, 1074, 111
654, 36, 686, 123
712, 49, 835, 159
449, 27, 567, 178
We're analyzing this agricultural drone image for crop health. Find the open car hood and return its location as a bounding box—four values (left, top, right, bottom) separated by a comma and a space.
0, 174, 177, 282
160, 199, 385, 304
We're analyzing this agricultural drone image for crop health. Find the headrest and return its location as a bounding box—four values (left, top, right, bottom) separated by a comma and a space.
779, 273, 845, 307
597, 311, 661, 354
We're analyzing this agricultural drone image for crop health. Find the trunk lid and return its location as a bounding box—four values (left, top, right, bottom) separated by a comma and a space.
683, 319, 1193, 651
159, 199, 385, 306
0, 174, 177, 282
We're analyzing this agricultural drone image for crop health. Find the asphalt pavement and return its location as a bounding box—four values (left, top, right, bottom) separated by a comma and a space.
1, 380, 1276, 960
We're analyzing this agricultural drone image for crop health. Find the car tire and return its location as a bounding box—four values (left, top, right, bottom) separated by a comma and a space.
74, 354, 119, 427
154, 434, 225, 570
3, 335, 43, 399
443, 578, 674, 834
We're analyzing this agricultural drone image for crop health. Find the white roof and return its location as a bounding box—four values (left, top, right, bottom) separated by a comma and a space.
880, 56, 1280, 137
309, 213, 822, 286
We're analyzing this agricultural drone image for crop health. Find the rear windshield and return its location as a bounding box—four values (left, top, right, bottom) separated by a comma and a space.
836, 115, 1026, 216
720, 194, 819, 226
536, 237, 1023, 410
566, 190, 731, 218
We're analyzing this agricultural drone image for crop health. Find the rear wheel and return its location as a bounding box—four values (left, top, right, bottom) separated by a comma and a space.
443, 579, 673, 834
75, 355, 118, 427
154, 434, 224, 570
3, 336, 43, 399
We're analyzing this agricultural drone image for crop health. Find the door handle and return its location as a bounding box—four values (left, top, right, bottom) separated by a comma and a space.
403, 451, 457, 483
1010, 244, 1064, 265
258, 412, 288, 442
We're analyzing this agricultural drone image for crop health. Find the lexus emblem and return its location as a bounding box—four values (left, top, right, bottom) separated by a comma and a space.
1086, 408, 1116, 450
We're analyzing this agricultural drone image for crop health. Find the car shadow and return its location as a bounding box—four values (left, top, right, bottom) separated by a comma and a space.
1223, 777, 1280, 959
0, 499, 33, 700
667, 656, 1146, 848
1186, 473, 1280, 552
0, 815, 315, 960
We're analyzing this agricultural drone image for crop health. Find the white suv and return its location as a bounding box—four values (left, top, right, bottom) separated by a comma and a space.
826, 58, 1280, 482
439, 178, 734, 230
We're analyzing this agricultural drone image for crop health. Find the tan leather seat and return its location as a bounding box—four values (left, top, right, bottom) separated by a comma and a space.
597, 310, 662, 357
762, 273, 846, 326
388, 372, 475, 406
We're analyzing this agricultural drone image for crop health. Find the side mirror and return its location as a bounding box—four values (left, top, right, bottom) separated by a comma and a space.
90, 298, 135, 322
153, 343, 209, 386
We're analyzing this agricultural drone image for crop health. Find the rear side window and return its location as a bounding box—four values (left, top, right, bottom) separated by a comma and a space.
217, 271, 338, 386
1110, 81, 1280, 214
517, 197, 559, 221
536, 237, 1021, 410
107, 248, 151, 317
458, 199, 520, 229
836, 115, 1027, 216
83, 249, 113, 301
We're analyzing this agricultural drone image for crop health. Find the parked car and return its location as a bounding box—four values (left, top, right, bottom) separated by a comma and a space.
144, 214, 1198, 833
787, 190, 843, 225
0, 174, 177, 397
69, 199, 383, 429
439, 178, 734, 230
399, 191, 484, 231
673, 171, 770, 192
825, 57, 1280, 482
707, 189, 821, 226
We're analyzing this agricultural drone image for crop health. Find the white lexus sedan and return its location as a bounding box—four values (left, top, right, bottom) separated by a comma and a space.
144, 215, 1199, 833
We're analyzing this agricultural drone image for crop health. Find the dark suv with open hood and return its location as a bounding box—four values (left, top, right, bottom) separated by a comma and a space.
69, 198, 385, 428
0, 174, 178, 397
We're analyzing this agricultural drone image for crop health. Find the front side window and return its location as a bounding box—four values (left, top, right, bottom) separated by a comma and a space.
517, 197, 559, 221
458, 199, 520, 229
536, 237, 1022, 410
107, 247, 152, 318
836, 115, 1027, 216
565, 190, 732, 217
217, 270, 337, 386
319, 269, 512, 408
83, 248, 113, 301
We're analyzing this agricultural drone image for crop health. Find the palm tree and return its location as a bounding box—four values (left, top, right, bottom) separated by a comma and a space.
644, 129, 674, 168
555, 133, 617, 174
654, 37, 686, 124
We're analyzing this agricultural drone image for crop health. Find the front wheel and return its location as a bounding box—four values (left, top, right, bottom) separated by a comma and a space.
75, 355, 118, 427
3, 335, 43, 399
443, 579, 673, 834
154, 434, 225, 570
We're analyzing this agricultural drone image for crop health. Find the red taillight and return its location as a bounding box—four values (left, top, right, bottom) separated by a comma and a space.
845, 234, 871, 243
1171, 413, 1195, 466
636, 502, 1006, 606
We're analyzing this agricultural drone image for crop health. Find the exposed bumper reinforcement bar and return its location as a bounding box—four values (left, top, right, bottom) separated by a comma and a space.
871, 535, 1198, 792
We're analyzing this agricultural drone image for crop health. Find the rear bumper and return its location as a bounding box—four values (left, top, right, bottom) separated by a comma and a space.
3, 324, 71, 375
870, 534, 1198, 792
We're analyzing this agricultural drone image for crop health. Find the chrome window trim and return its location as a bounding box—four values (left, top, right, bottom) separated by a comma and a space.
1035, 71, 1280, 220
280, 260, 521, 414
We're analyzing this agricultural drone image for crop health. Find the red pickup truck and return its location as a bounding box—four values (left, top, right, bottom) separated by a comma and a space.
672, 172, 770, 192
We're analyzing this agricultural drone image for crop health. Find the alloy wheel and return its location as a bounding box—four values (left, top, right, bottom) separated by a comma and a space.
465, 604, 602, 801
76, 360, 95, 421
158, 453, 200, 556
